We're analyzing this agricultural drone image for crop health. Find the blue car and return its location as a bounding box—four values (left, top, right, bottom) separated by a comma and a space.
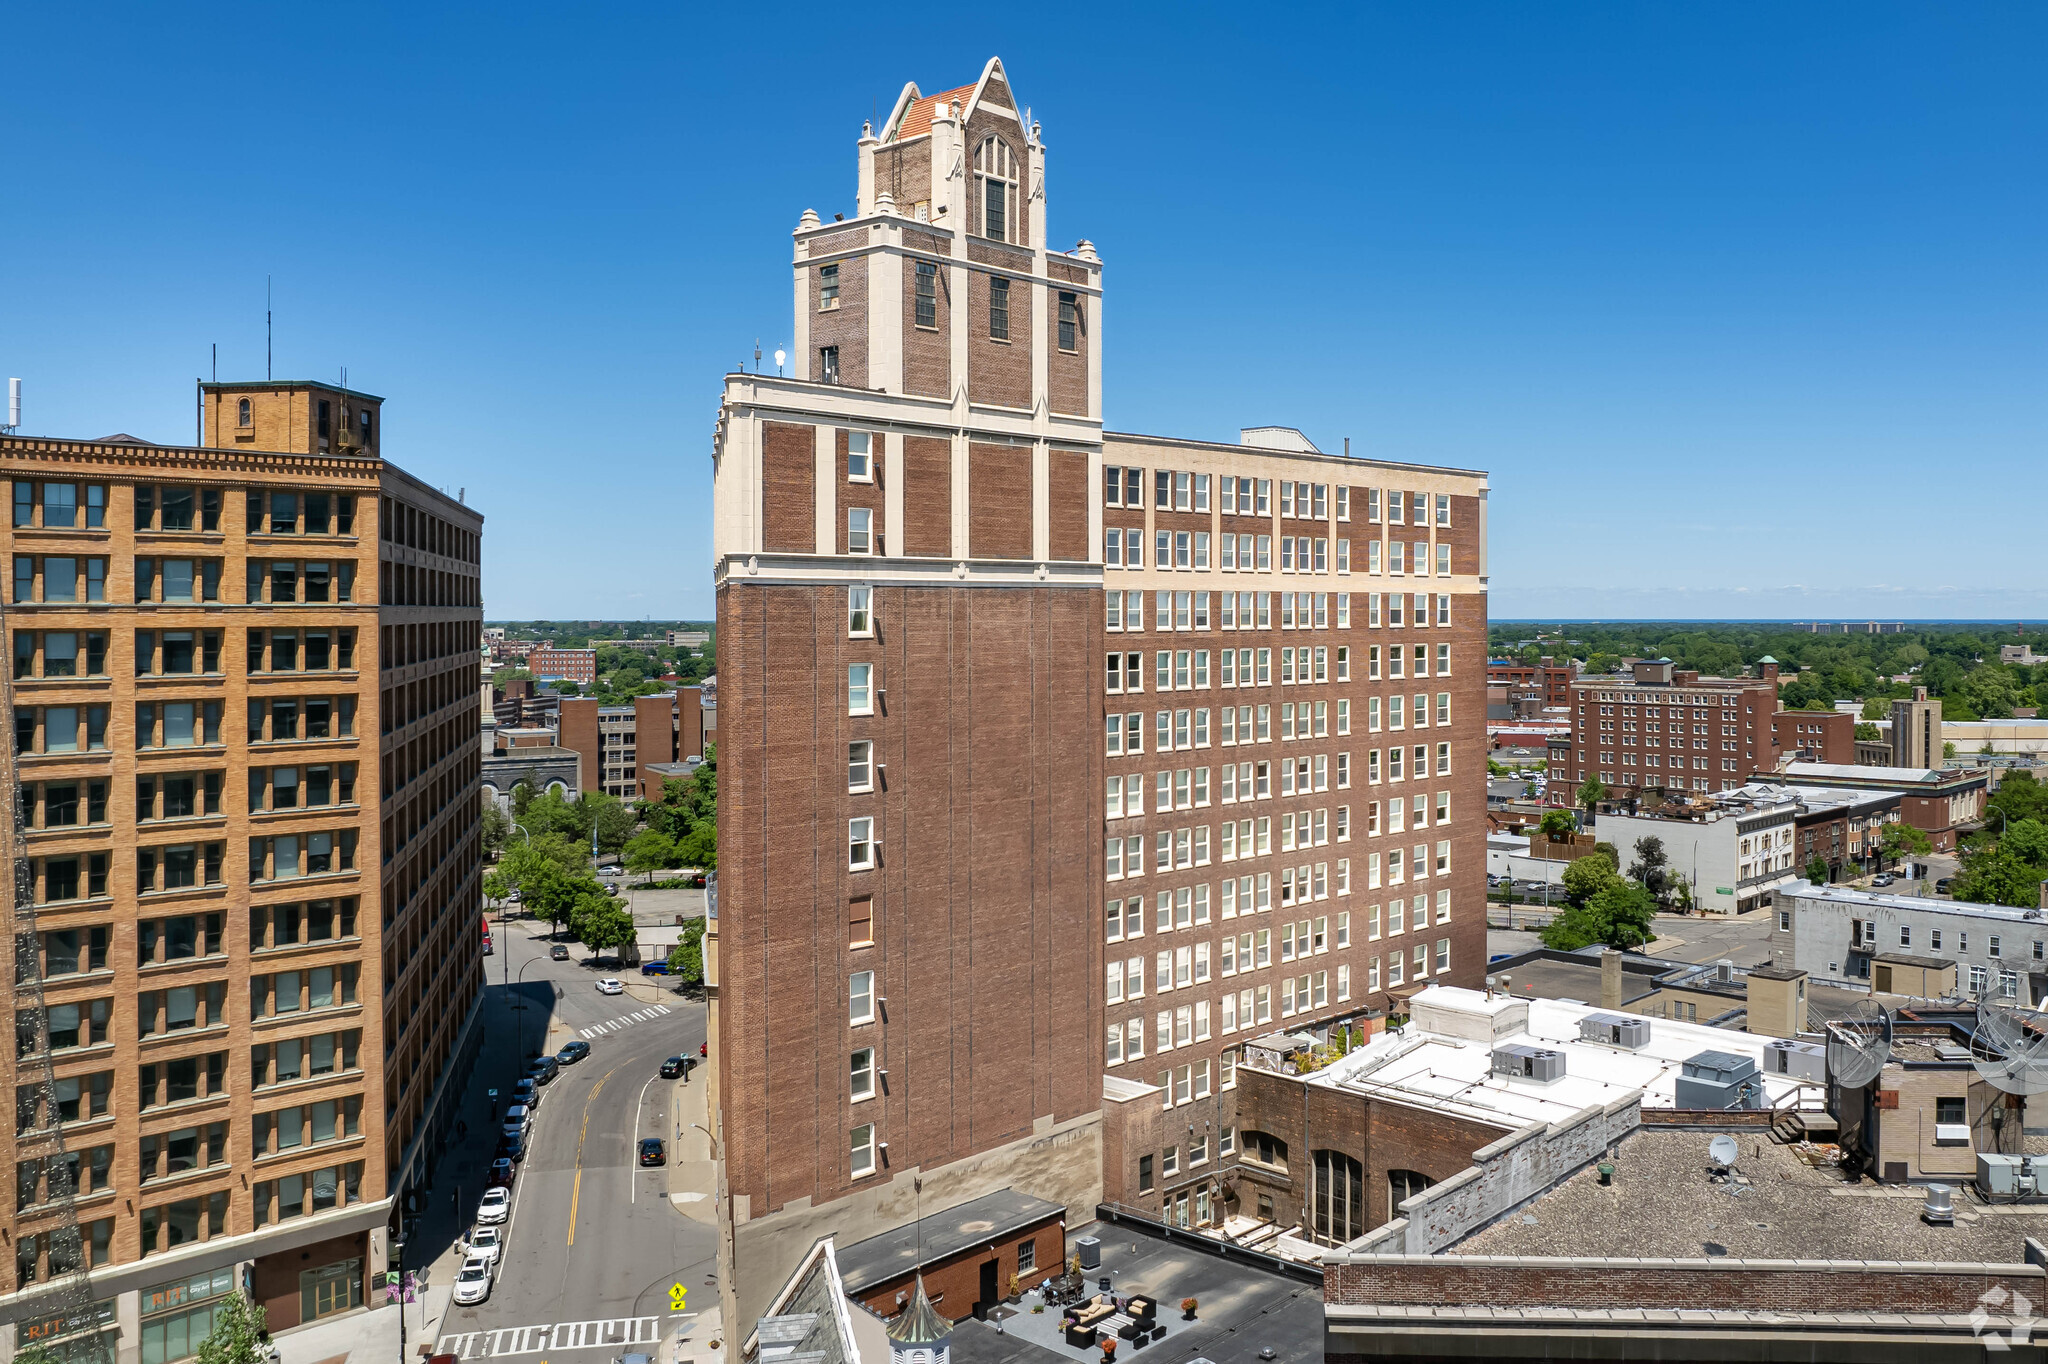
640, 961, 670, 976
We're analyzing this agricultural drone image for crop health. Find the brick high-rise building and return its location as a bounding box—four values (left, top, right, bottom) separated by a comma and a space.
1551, 658, 1785, 804
710, 58, 1489, 1330
1, 379, 483, 1359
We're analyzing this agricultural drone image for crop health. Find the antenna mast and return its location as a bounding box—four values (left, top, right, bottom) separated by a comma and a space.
267, 275, 273, 380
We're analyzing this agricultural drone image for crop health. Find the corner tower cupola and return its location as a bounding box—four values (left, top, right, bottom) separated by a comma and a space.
885, 1273, 951, 1364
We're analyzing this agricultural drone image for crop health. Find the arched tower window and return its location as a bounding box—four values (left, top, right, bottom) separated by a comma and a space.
1387, 1167, 1435, 1216
1312, 1150, 1365, 1245
975, 137, 1016, 244
238, 398, 251, 428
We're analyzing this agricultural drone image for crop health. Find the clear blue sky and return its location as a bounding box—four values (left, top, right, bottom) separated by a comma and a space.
5, 5, 2042, 621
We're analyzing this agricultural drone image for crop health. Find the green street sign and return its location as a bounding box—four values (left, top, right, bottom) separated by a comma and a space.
1715, 887, 1734, 895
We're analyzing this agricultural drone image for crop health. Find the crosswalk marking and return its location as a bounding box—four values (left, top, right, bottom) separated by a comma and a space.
578, 1004, 672, 1040
437, 1314, 679, 1359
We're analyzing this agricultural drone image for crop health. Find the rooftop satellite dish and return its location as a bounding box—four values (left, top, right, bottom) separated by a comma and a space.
1825, 998, 1893, 1089
1971, 1000, 2048, 1096
1708, 1135, 1740, 1170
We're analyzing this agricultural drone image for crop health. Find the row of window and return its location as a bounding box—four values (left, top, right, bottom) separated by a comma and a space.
1101, 471, 1451, 528
16, 969, 361, 1061
1110, 590, 1452, 634
1108, 646, 1453, 694
23, 903, 361, 983
1106, 530, 1450, 577
1107, 831, 1452, 887
12, 694, 359, 753
12, 481, 358, 536
10, 555, 365, 606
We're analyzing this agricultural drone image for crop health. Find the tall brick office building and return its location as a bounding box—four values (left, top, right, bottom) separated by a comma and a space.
710, 58, 1489, 1330
0, 380, 483, 1360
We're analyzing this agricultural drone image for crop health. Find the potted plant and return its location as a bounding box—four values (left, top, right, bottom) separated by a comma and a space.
1181, 1297, 1198, 1320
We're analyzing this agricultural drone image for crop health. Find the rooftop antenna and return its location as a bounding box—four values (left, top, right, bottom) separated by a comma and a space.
1971, 1000, 2048, 1099
753, 340, 761, 373
3, 378, 19, 435
266, 275, 273, 380
1824, 996, 1893, 1089
1707, 1134, 1739, 1180
212, 344, 217, 382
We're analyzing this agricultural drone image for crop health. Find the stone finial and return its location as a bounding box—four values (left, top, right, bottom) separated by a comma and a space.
860, 119, 876, 141
875, 190, 897, 217
798, 208, 821, 231
1074, 239, 1100, 262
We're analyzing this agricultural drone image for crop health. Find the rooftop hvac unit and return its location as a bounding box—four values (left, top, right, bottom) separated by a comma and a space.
1579, 1011, 1651, 1049
1978, 1154, 2038, 1199
1492, 1043, 1566, 1083
1762, 1038, 1826, 1084
1675, 1049, 1764, 1110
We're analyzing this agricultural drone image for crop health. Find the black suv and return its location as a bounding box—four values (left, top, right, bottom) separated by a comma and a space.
557, 1040, 592, 1065
526, 1055, 560, 1085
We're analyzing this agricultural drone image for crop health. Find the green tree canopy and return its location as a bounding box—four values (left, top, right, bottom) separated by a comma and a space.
196, 1292, 269, 1364
573, 896, 637, 958
1627, 836, 1672, 899
1953, 818, 2048, 908
1538, 809, 1576, 841
1805, 856, 1830, 886
1542, 881, 1657, 950
1576, 776, 1607, 812
1561, 853, 1620, 907
624, 830, 677, 882
667, 917, 709, 983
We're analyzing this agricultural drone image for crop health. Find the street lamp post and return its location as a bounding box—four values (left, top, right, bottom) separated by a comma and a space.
512, 955, 556, 1068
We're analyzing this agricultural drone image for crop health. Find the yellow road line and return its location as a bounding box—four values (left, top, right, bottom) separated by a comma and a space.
566, 1066, 617, 1247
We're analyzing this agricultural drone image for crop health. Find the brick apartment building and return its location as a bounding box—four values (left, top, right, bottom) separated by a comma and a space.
526, 645, 594, 686
1549, 658, 1785, 804
1486, 655, 1573, 708
1770, 706, 1853, 764
0, 380, 484, 1359
709, 58, 1488, 1332
556, 689, 712, 801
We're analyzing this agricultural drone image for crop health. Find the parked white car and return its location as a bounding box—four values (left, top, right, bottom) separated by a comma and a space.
476, 1188, 510, 1225
453, 1256, 493, 1306
467, 1225, 504, 1268
596, 978, 624, 996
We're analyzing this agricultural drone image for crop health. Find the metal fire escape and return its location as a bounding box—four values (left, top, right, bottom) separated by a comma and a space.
5, 590, 113, 1362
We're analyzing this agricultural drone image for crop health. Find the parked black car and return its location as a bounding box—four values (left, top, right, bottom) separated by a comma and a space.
660, 1056, 685, 1078
498, 1133, 526, 1163
557, 1040, 592, 1065
526, 1055, 559, 1085
638, 1138, 666, 1167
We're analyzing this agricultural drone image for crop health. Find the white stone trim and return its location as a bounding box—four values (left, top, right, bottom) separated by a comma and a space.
715, 553, 1101, 591
813, 423, 836, 555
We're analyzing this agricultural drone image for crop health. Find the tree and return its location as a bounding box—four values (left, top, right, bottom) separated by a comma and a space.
1560, 853, 1619, 908
1984, 770, 2048, 829
1594, 841, 1618, 869
1861, 698, 1890, 720
1805, 856, 1830, 886
1538, 809, 1576, 842
1628, 837, 1672, 899
1880, 821, 1934, 867
1542, 881, 1657, 950
668, 916, 709, 983
576, 897, 637, 960
196, 1292, 269, 1364
481, 799, 510, 858
1944, 741, 1957, 759
1854, 722, 1881, 742
624, 830, 676, 883
1576, 777, 1606, 812
15, 1348, 64, 1364
483, 868, 515, 908
591, 796, 637, 858
1953, 818, 2048, 908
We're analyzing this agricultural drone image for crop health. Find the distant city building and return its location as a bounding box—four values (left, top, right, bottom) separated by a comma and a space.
668, 629, 710, 649
1779, 760, 1986, 852
1487, 655, 1575, 707
1775, 882, 2047, 1001
1597, 785, 1802, 915
1891, 685, 1942, 769
556, 689, 714, 799
1795, 621, 1906, 634
528, 645, 596, 685
1550, 658, 1784, 803
1769, 706, 1853, 764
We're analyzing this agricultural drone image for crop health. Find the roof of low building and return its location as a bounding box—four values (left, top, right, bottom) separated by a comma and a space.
1782, 880, 2048, 925
834, 1188, 1066, 1295
1786, 760, 1981, 786
1454, 1126, 2048, 1262
1304, 986, 1804, 1130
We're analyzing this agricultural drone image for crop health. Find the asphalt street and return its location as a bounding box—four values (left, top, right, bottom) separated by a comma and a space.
430, 923, 715, 1360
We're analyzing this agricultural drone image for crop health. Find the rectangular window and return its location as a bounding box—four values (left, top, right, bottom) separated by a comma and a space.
848, 818, 875, 871
820, 262, 840, 309
850, 1048, 875, 1101
989, 276, 1010, 340
847, 431, 872, 481
915, 262, 937, 329
848, 741, 873, 793
848, 664, 873, 715
848, 586, 872, 637
849, 971, 875, 1025
1058, 292, 1079, 351
819, 346, 840, 385
847, 507, 873, 555
850, 1124, 876, 1177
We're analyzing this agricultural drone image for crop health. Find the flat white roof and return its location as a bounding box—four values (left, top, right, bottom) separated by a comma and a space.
1786, 760, 1946, 783
1309, 986, 1800, 1129
1781, 880, 2048, 925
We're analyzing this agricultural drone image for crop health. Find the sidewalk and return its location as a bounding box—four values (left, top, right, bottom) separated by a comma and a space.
665, 1059, 717, 1225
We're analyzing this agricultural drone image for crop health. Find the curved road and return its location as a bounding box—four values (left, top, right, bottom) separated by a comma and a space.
434, 924, 715, 1359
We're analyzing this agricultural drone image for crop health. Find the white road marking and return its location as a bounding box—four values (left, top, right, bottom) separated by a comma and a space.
630, 1073, 658, 1205
437, 1315, 675, 1358
575, 1005, 673, 1041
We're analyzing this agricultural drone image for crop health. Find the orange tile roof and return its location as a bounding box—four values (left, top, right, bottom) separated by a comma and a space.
892, 84, 975, 141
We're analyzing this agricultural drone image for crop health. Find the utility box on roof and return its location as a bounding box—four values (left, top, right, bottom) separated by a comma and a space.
1579, 1011, 1651, 1049
1762, 1038, 1826, 1083
1676, 1049, 1764, 1110
1492, 1043, 1566, 1083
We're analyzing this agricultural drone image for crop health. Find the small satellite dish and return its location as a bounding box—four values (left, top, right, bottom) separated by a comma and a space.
1971, 1000, 2048, 1096
1825, 998, 1893, 1089
1708, 1135, 1740, 1170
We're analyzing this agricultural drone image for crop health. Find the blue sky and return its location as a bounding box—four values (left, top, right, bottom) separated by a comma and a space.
4, 5, 2042, 621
